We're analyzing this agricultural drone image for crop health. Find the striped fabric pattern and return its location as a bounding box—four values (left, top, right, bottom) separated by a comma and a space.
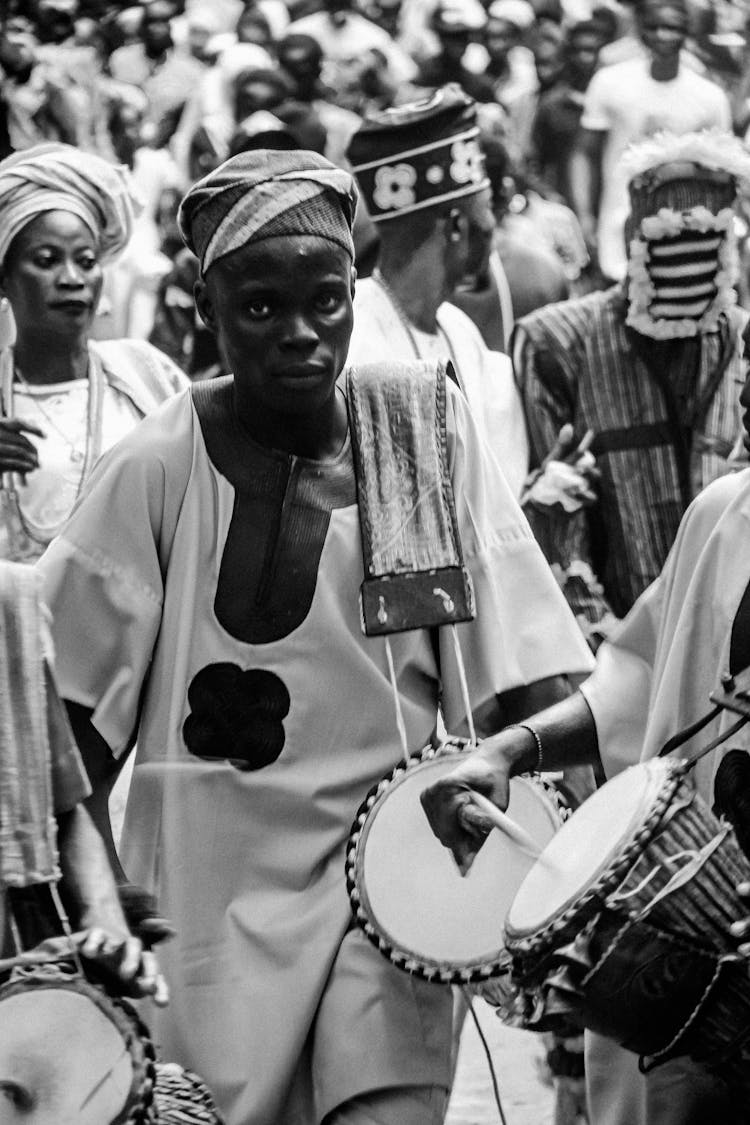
0, 564, 59, 887
513, 286, 747, 623
647, 230, 722, 321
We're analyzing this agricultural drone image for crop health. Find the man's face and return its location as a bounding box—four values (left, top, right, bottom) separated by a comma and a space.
142, 3, 174, 55
235, 77, 284, 121
197, 235, 355, 421
568, 31, 601, 84
534, 34, 564, 88
444, 187, 494, 290
279, 43, 322, 97
486, 18, 517, 64
639, 4, 687, 62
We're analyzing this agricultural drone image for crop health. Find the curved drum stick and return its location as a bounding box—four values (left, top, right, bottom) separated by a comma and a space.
465, 791, 544, 861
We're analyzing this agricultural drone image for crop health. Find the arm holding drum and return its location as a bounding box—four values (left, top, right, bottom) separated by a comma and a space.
420, 689, 600, 872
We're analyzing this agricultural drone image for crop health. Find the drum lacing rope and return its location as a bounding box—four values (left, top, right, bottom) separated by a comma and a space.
607, 826, 732, 920
384, 636, 411, 767
384, 625, 478, 767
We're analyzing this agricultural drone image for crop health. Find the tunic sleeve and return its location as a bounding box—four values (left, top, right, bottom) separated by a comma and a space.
37, 395, 194, 757
39, 604, 91, 814
438, 382, 593, 731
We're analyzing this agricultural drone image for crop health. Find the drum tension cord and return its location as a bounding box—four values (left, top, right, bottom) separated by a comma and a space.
386, 627, 510, 1124
462, 987, 510, 1125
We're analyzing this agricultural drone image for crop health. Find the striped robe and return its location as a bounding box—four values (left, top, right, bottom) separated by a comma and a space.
513, 284, 747, 626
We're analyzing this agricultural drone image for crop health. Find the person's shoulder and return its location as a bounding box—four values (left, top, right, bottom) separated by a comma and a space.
688, 67, 732, 103
99, 385, 195, 466
516, 286, 608, 339
94, 338, 190, 406
437, 299, 485, 343
589, 54, 645, 86
682, 470, 750, 543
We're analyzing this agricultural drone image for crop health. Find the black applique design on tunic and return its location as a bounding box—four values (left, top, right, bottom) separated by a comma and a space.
183, 663, 290, 770
183, 378, 356, 770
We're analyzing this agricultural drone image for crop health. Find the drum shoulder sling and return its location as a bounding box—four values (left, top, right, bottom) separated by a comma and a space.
344, 360, 567, 996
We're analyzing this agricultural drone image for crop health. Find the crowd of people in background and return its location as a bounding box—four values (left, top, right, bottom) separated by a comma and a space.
5, 0, 750, 1122
5, 0, 750, 370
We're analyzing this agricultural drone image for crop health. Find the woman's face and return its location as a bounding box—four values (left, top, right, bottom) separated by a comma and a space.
0, 211, 103, 340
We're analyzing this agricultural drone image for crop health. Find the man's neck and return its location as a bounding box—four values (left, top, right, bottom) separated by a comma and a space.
649, 52, 680, 81
377, 247, 446, 334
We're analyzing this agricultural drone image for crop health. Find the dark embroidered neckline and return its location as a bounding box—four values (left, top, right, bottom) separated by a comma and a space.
191, 377, 357, 644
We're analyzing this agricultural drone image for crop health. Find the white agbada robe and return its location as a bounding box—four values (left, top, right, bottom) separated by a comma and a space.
349, 277, 530, 498
39, 377, 591, 1125
579, 467, 750, 1125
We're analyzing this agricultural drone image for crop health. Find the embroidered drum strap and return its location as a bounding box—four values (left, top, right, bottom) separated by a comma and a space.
347, 359, 475, 636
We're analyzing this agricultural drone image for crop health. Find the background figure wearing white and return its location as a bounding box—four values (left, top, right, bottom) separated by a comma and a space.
571, 0, 731, 283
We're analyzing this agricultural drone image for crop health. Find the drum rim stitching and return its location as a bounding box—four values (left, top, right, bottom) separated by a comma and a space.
345, 738, 567, 984
505, 761, 688, 959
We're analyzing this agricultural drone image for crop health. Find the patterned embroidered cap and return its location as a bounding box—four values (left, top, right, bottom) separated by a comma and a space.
346, 85, 489, 224
178, 148, 358, 275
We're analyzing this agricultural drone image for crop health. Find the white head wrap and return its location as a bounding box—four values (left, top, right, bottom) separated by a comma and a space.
486, 0, 536, 28
0, 143, 140, 267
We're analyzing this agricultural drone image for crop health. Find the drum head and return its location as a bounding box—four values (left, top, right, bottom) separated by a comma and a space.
348, 747, 561, 981
0, 977, 142, 1125
506, 758, 677, 939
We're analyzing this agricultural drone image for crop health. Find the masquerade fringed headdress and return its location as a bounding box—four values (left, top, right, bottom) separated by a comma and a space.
623, 130, 750, 339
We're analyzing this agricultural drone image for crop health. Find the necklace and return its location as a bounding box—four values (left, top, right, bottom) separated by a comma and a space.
0, 346, 104, 549
371, 268, 462, 378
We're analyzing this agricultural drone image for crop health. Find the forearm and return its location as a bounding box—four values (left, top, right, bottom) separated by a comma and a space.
477, 689, 599, 776
56, 805, 129, 933
65, 701, 129, 883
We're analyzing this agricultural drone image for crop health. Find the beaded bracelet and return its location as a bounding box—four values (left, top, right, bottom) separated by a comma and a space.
510, 722, 544, 773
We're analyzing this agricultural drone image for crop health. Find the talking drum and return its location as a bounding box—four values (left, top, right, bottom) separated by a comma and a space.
0, 971, 225, 1124
346, 739, 565, 993
503, 757, 750, 1091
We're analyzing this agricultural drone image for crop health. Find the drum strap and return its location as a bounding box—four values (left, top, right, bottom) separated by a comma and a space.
347, 360, 475, 637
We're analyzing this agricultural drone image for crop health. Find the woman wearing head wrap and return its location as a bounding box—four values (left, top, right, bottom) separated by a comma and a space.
37, 146, 592, 1125
0, 143, 187, 563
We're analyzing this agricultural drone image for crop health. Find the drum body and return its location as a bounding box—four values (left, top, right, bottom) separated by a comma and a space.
346, 739, 565, 993
0, 972, 155, 1125
504, 758, 750, 1088
0, 969, 226, 1124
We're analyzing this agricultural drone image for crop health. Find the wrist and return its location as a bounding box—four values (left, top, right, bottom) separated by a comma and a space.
479, 724, 540, 776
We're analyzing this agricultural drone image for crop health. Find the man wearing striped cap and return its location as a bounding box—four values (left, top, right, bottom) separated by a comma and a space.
513, 129, 750, 648
38, 147, 593, 1125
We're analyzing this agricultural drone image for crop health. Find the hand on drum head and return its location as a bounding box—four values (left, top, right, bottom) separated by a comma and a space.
731, 881, 750, 958
419, 740, 515, 875
79, 928, 169, 1007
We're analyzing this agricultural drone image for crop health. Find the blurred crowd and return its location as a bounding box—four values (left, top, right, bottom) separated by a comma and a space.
4, 0, 750, 373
